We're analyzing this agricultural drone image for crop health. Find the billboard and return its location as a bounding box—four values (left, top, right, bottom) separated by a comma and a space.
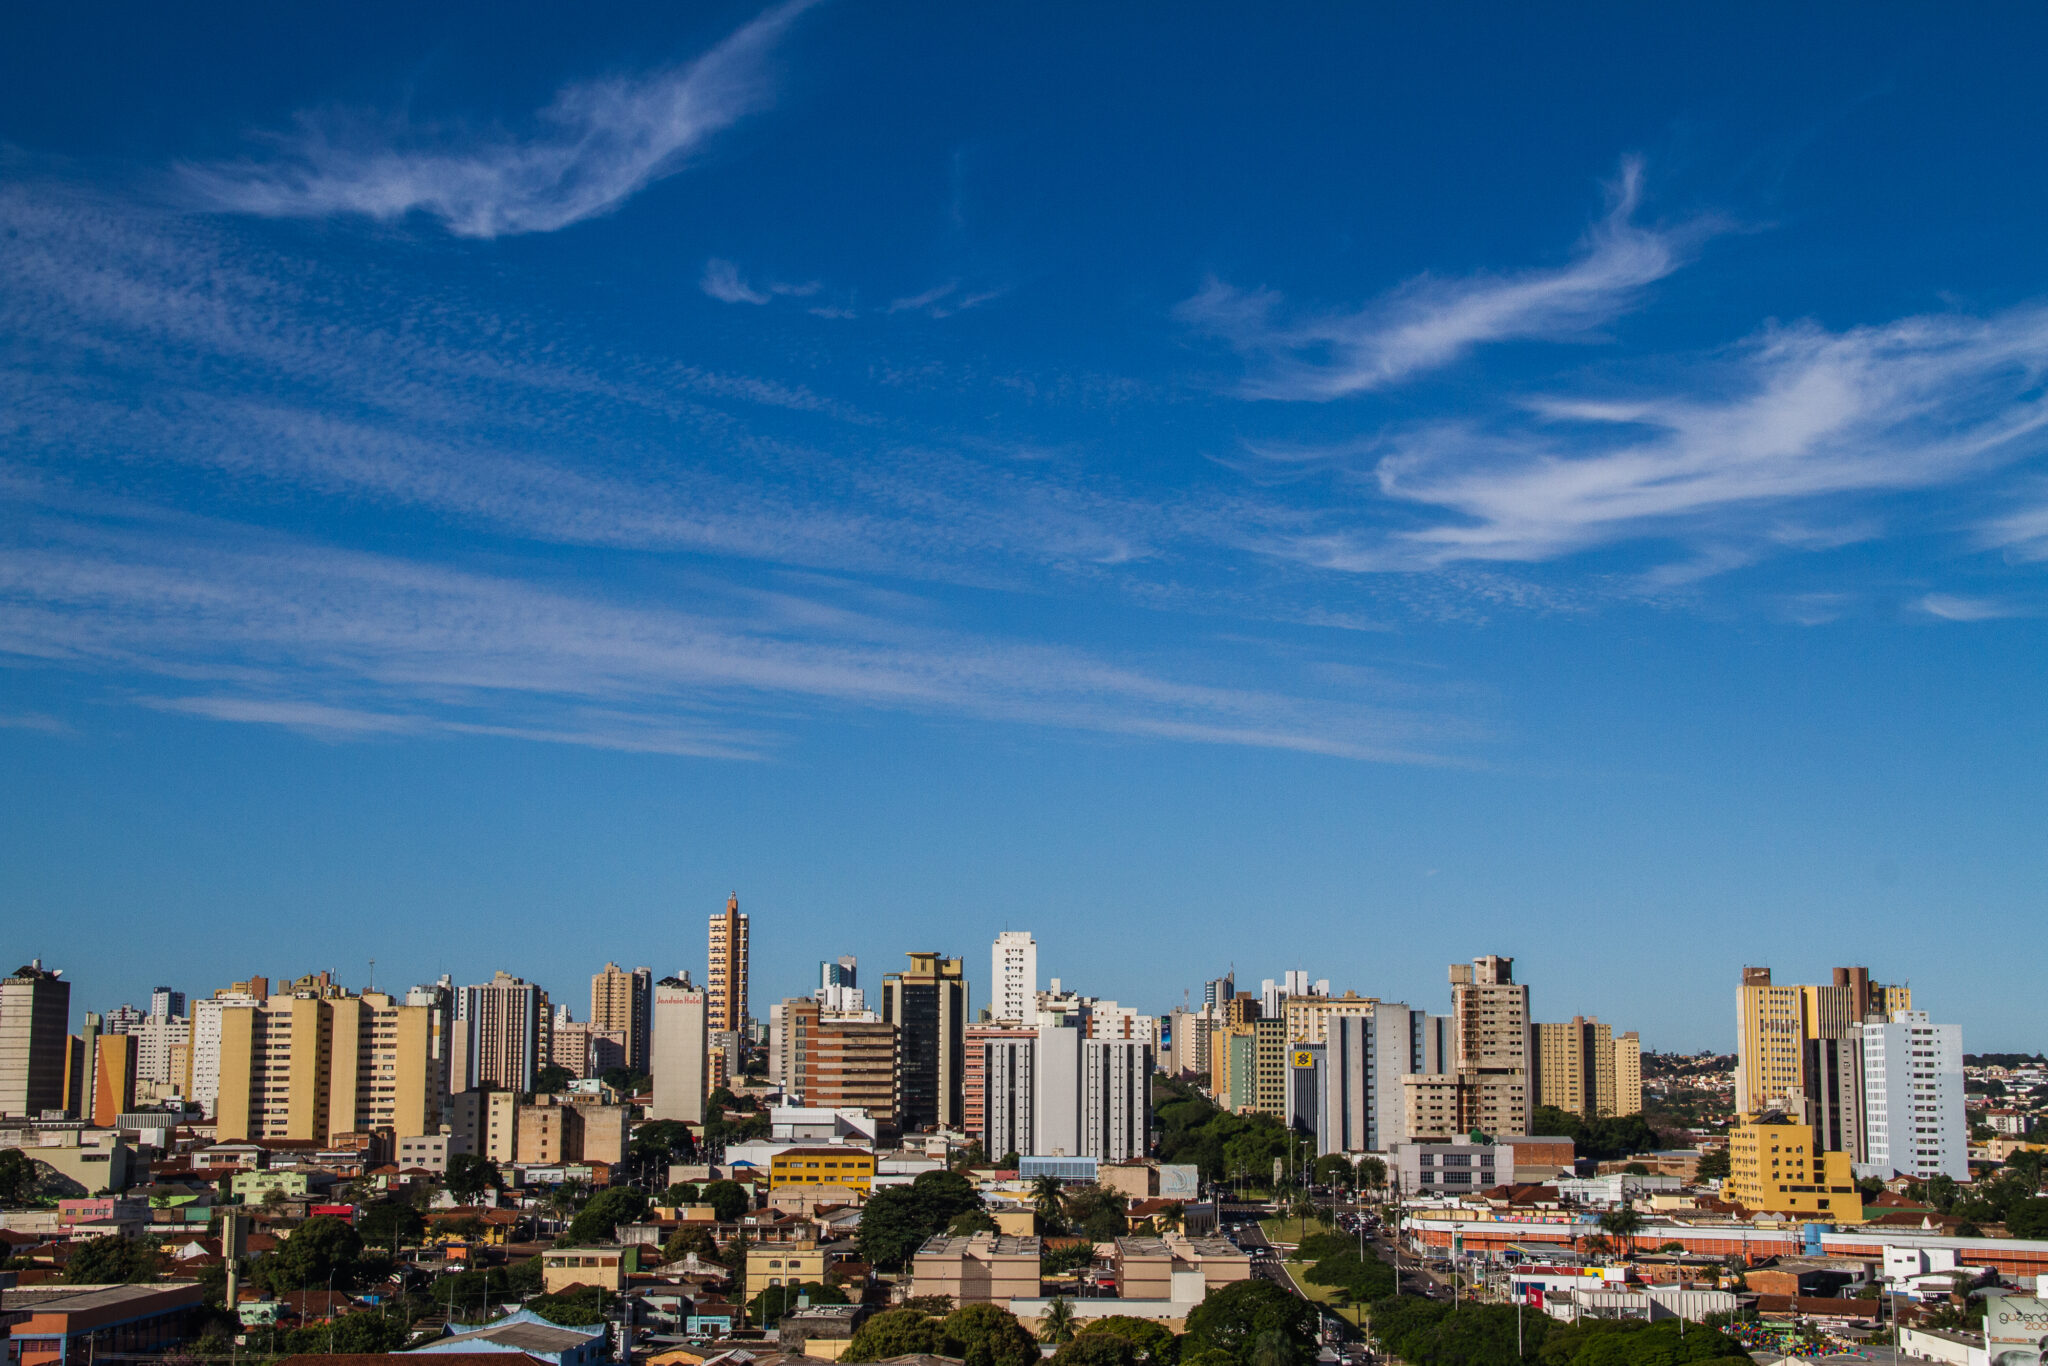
1986, 1295, 2048, 1366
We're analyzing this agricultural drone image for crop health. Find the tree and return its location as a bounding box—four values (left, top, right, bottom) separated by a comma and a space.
1692, 1150, 1730, 1184
531, 1063, 574, 1095
1314, 1155, 1356, 1190
445, 1153, 500, 1205
357, 1199, 425, 1252
1078, 1315, 1180, 1365
0, 1149, 38, 1206
267, 1216, 363, 1291
664, 1224, 718, 1263
946, 1303, 1041, 1366
702, 1179, 750, 1222
1032, 1174, 1069, 1232
845, 1308, 950, 1361
2006, 1198, 2048, 1240
1598, 1206, 1645, 1257
529, 1285, 609, 1327
1054, 1334, 1140, 1366
1042, 1296, 1078, 1346
858, 1186, 935, 1270
1356, 1155, 1388, 1193
1181, 1280, 1315, 1364
662, 1182, 702, 1206
750, 1280, 848, 1327
567, 1187, 649, 1244
65, 1234, 162, 1284
950, 1208, 1000, 1235
913, 1168, 984, 1226
1249, 1328, 1299, 1366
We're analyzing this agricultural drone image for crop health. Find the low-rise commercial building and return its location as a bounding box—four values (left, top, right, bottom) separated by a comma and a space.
910, 1233, 1043, 1307
768, 1146, 875, 1195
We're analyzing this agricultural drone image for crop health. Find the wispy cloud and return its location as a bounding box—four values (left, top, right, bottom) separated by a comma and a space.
179, 0, 819, 237
1915, 592, 2027, 622
1178, 158, 1713, 398
1246, 305, 2048, 571
0, 507, 1474, 764
701, 258, 770, 304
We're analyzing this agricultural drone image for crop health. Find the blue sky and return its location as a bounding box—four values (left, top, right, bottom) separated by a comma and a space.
4, 3, 2046, 1052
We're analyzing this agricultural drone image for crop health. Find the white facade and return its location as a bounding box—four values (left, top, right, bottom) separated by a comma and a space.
650, 975, 708, 1124
1861, 1010, 1966, 1182
187, 995, 259, 1119
1001, 1022, 1151, 1163
133, 1013, 190, 1086
1033, 1022, 1084, 1156
991, 932, 1038, 1025
1087, 1000, 1156, 1044
984, 1034, 1035, 1161
1082, 1038, 1151, 1162
1317, 1003, 1450, 1155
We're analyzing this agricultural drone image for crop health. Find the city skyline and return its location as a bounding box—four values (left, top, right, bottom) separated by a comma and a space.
5, 4, 2048, 1054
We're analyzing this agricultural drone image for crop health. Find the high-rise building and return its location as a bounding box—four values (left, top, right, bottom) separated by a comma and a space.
1861, 1010, 1966, 1182
650, 974, 708, 1124
590, 963, 653, 1072
1002, 1022, 1150, 1162
133, 1013, 191, 1088
186, 991, 261, 1119
93, 1033, 138, 1126
1165, 1007, 1211, 1079
149, 988, 186, 1021
778, 998, 898, 1128
1725, 1113, 1864, 1221
882, 952, 968, 1132
1613, 1030, 1642, 1115
990, 932, 1037, 1025
213, 988, 450, 1143
966, 1021, 1037, 1146
1531, 1016, 1621, 1117
1203, 975, 1235, 1012
0, 961, 71, 1119
982, 1031, 1035, 1162
1284, 992, 1378, 1044
1447, 955, 1530, 1136
1322, 1002, 1451, 1154
707, 895, 750, 1034
452, 972, 549, 1095
1735, 964, 1910, 1118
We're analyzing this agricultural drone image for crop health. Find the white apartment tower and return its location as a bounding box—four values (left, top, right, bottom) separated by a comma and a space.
1861, 1010, 1966, 1182
650, 974, 708, 1124
991, 931, 1037, 1025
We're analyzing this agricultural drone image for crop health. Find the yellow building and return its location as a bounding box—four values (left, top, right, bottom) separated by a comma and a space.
1736, 965, 1911, 1116
1725, 1114, 1864, 1222
214, 988, 447, 1144
745, 1242, 828, 1302
1252, 1019, 1288, 1116
1613, 1031, 1642, 1116
768, 1147, 875, 1195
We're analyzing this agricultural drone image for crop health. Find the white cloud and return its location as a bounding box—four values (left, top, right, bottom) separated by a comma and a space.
1179, 157, 1712, 398
179, 0, 819, 237
1248, 305, 2048, 571
0, 508, 1473, 765
701, 258, 770, 304
1915, 593, 2026, 622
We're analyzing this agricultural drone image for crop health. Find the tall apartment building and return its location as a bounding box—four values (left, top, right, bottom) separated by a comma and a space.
990, 932, 1037, 1025
965, 1021, 1036, 1143
778, 999, 901, 1130
981, 1031, 1034, 1161
883, 952, 968, 1132
1736, 964, 1911, 1118
1320, 1002, 1451, 1155
133, 1013, 191, 1089
1284, 992, 1378, 1044
452, 972, 548, 1095
1085, 1001, 1156, 1044
92, 1033, 137, 1126
1261, 971, 1327, 1020
1165, 1007, 1211, 1078
1203, 975, 1235, 1011
1861, 1010, 1966, 1182
1613, 1030, 1642, 1115
707, 895, 750, 1033
0, 961, 71, 1119
1448, 955, 1530, 1136
1005, 1022, 1151, 1162
817, 957, 863, 1013
650, 974, 708, 1124
1531, 1016, 1626, 1116
187, 991, 261, 1118
150, 988, 186, 1020
213, 989, 450, 1143
589, 963, 652, 1072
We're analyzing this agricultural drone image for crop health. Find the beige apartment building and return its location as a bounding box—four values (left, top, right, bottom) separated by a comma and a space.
779, 999, 899, 1128
1283, 991, 1378, 1044
589, 963, 652, 1071
1531, 1016, 1644, 1117
1449, 955, 1530, 1136
213, 989, 449, 1144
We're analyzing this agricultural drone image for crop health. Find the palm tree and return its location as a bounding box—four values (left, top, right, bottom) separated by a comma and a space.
1032, 1175, 1067, 1230
1599, 1204, 1645, 1257
1042, 1296, 1076, 1345
1249, 1328, 1297, 1366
